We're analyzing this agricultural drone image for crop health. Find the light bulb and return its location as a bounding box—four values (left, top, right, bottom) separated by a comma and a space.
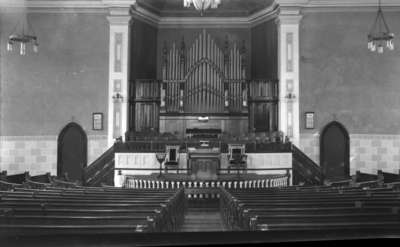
368, 41, 373, 50
20, 43, 26, 55
371, 43, 376, 52
7, 42, 13, 51
389, 40, 394, 50
377, 45, 384, 54
33, 42, 39, 53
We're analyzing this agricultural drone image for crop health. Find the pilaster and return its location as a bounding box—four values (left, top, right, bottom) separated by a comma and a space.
276, 9, 302, 146
106, 8, 133, 147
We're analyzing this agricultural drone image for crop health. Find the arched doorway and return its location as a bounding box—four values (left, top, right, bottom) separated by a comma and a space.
57, 122, 87, 182
320, 121, 350, 180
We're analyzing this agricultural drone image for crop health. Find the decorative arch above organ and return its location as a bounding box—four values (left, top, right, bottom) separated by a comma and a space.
160, 29, 247, 114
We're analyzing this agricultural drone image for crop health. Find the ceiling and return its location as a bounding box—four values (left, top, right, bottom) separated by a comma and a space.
135, 0, 276, 17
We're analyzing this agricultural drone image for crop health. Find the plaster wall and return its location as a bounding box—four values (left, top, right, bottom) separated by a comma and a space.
299, 11, 400, 175
0, 12, 109, 174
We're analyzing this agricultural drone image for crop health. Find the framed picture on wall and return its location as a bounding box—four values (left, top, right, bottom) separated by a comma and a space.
305, 112, 315, 129
92, 113, 103, 130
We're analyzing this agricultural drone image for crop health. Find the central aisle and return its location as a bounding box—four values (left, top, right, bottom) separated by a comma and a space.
179, 200, 227, 232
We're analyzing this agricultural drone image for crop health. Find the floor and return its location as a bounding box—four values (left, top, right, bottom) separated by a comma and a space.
179, 200, 227, 232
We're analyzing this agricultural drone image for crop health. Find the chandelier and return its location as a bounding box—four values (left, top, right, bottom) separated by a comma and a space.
367, 0, 394, 53
183, 0, 221, 15
7, 17, 38, 55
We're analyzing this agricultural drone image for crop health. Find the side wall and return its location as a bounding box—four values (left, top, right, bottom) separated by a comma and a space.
0, 12, 109, 175
299, 11, 400, 175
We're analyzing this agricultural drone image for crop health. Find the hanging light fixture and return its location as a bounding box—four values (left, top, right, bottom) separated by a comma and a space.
367, 0, 394, 54
7, 16, 38, 55
183, 0, 221, 16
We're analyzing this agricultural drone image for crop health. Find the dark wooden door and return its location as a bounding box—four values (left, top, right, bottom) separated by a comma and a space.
57, 123, 87, 182
320, 121, 350, 180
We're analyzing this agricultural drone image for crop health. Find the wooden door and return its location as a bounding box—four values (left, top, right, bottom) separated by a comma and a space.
320, 121, 350, 180
57, 122, 87, 182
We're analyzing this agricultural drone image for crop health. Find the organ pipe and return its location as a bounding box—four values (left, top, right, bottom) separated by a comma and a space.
161, 30, 247, 114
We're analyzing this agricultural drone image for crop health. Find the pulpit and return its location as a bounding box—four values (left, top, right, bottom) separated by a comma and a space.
188, 147, 221, 180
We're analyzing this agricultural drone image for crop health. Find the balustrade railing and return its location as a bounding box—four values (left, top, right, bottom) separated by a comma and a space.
291, 144, 324, 185
123, 173, 290, 192
83, 145, 115, 186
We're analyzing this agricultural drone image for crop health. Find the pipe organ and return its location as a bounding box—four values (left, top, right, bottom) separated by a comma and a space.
161, 29, 247, 114
131, 30, 279, 135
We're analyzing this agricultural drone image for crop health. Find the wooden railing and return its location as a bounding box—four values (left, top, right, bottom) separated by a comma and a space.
124, 174, 289, 192
83, 145, 115, 186
115, 140, 292, 153
291, 144, 324, 186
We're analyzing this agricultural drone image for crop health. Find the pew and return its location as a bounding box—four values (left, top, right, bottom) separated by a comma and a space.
0, 171, 28, 191
378, 170, 400, 183
0, 187, 186, 237
220, 185, 400, 231
352, 170, 383, 187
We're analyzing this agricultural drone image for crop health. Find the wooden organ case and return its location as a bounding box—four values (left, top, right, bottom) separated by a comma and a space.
131, 30, 278, 136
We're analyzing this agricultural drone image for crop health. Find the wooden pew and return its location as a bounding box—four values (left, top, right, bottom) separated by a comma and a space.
352, 170, 383, 187
0, 187, 186, 236
220, 186, 400, 231
24, 173, 53, 189
0, 171, 28, 191
378, 170, 400, 183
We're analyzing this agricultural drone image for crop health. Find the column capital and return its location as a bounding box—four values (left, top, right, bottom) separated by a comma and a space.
275, 7, 303, 25
101, 0, 136, 8
103, 0, 135, 24
275, 14, 302, 25
107, 15, 133, 25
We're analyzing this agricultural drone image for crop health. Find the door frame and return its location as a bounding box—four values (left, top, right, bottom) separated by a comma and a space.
320, 121, 350, 178
57, 122, 88, 178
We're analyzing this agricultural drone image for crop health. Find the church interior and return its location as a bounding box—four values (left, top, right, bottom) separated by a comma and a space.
1, 0, 400, 245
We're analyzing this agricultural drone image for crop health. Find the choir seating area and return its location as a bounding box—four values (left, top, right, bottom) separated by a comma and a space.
1, 169, 400, 245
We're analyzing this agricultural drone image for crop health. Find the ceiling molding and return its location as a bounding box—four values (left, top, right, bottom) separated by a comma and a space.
0, 0, 135, 13
131, 6, 159, 27
0, 0, 106, 9
157, 17, 250, 29
132, 1, 279, 29
1, 0, 400, 11
1, 0, 399, 22
277, 0, 400, 8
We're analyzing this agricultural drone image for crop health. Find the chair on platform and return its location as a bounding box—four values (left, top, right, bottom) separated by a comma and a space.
164, 145, 180, 174
227, 144, 247, 174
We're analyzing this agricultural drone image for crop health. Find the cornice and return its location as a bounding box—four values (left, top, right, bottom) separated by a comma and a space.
134, 1, 279, 29
0, 0, 106, 9
0, 0, 135, 13
157, 16, 250, 29
277, 0, 400, 8
131, 5, 160, 28
1, 0, 399, 26
101, 0, 136, 8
